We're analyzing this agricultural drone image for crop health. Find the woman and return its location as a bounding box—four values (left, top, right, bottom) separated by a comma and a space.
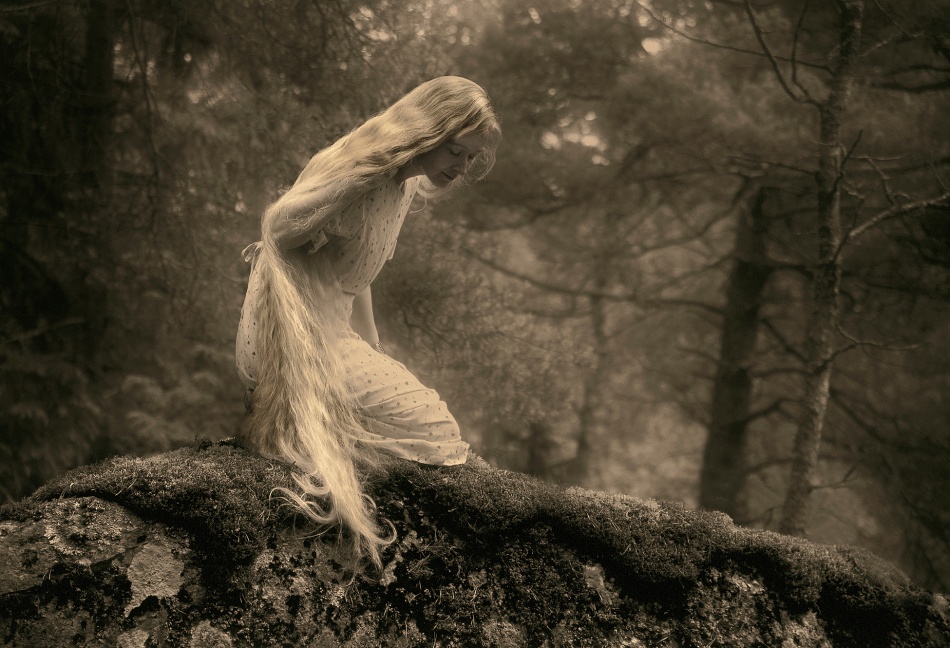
235, 77, 501, 569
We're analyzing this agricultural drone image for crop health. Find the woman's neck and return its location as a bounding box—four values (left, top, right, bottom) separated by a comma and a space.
393, 160, 422, 184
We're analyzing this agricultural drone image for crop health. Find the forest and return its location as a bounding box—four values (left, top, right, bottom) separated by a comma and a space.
1, 0, 948, 591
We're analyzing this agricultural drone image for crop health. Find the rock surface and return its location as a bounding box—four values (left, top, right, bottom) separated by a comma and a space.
0, 440, 947, 647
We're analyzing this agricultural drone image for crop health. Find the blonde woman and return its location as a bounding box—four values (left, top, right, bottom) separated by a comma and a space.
235, 77, 501, 569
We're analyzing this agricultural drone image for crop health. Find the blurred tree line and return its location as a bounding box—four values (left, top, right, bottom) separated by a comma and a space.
2, 0, 948, 589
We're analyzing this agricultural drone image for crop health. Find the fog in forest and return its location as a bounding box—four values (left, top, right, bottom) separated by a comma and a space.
2, 0, 948, 590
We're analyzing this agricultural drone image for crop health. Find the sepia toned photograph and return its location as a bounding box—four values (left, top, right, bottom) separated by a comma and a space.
1, 1, 947, 645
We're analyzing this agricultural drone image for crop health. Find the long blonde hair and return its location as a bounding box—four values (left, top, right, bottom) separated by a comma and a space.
265, 76, 500, 225
242, 77, 500, 569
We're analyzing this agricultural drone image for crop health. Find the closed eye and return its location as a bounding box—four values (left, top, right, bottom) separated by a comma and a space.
447, 141, 482, 164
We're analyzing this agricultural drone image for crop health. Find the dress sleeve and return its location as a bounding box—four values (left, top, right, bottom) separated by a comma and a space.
304, 204, 364, 255
263, 178, 378, 250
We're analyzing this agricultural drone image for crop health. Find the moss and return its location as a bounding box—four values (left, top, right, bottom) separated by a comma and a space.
187, 620, 234, 648
1, 441, 948, 647
5, 441, 290, 564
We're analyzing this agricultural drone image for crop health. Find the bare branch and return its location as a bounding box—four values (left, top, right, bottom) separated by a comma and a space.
831, 388, 949, 458
868, 0, 925, 40
828, 320, 920, 362
745, 456, 794, 477
743, 0, 817, 105
463, 248, 723, 318
631, 168, 725, 184
463, 248, 629, 301
632, 0, 830, 73
761, 318, 807, 362
872, 79, 950, 93
752, 365, 808, 379
641, 297, 723, 318
0, 1, 56, 12
739, 398, 795, 426
810, 460, 865, 493
789, 0, 818, 103
840, 191, 950, 246
881, 63, 950, 75
864, 158, 907, 208
828, 130, 863, 200
859, 33, 902, 58
726, 153, 814, 177
1, 318, 86, 346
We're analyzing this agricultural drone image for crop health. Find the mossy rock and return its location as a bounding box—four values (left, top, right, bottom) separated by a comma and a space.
0, 441, 946, 647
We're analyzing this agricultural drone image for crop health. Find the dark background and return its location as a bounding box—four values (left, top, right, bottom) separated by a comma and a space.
2, 0, 948, 589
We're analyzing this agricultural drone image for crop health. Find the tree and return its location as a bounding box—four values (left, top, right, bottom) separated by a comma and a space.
776, 0, 869, 537
699, 182, 772, 524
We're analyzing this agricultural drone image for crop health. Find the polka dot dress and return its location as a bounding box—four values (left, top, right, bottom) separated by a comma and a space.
236, 176, 469, 466
318, 176, 416, 293
336, 315, 467, 465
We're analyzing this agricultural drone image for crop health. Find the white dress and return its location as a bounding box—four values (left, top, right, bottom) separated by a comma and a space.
235, 175, 468, 466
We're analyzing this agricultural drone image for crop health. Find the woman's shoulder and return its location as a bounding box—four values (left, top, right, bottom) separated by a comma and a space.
322, 172, 416, 221
338, 173, 405, 206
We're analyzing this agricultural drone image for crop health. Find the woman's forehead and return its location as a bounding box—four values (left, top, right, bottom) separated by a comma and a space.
451, 131, 491, 153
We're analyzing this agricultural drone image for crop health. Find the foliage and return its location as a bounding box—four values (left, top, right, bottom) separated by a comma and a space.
0, 346, 102, 500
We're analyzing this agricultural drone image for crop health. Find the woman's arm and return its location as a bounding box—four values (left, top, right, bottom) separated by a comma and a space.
350, 286, 381, 348
264, 181, 368, 251
264, 187, 342, 250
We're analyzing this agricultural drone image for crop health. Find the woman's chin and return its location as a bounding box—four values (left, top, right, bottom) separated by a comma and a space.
429, 172, 454, 187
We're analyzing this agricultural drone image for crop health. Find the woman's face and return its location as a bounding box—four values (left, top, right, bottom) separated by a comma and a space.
415, 131, 491, 187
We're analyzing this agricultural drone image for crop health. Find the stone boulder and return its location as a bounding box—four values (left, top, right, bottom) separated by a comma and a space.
1, 440, 947, 647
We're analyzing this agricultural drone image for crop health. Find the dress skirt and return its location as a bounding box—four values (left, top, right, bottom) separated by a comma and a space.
236, 282, 468, 466
335, 330, 468, 465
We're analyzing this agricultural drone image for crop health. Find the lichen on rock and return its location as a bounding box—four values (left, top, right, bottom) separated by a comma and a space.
0, 441, 947, 647
124, 537, 185, 615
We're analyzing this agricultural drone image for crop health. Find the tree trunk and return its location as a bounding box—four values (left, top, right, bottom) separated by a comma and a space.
779, 0, 864, 537
571, 274, 610, 486
700, 185, 771, 524
523, 420, 555, 479
568, 214, 618, 486
80, 0, 119, 192
71, 0, 120, 362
